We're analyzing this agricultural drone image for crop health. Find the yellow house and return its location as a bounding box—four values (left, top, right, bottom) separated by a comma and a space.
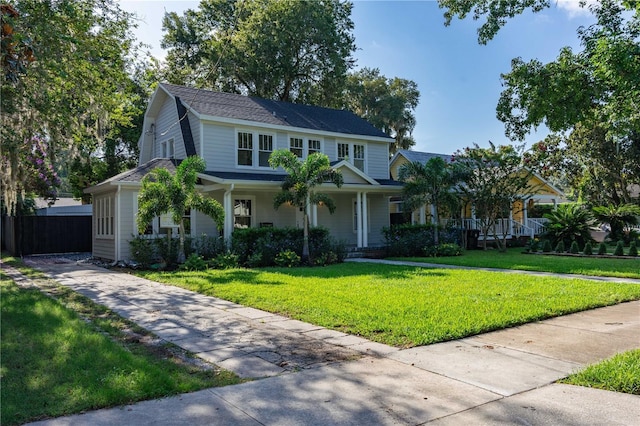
389, 150, 566, 240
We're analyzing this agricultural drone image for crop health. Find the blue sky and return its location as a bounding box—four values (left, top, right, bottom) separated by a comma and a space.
121, 0, 596, 154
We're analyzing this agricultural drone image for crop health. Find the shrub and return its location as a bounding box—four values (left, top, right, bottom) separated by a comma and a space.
245, 252, 263, 268
613, 241, 624, 256
129, 236, 157, 268
542, 203, 595, 249
569, 241, 580, 254
583, 242, 593, 255
628, 240, 638, 257
188, 235, 226, 260
597, 242, 608, 255
554, 240, 565, 253
541, 240, 552, 253
312, 251, 338, 266
155, 235, 180, 268
383, 224, 462, 257
211, 252, 239, 269
274, 250, 301, 267
180, 254, 207, 271
437, 243, 462, 257
528, 239, 540, 252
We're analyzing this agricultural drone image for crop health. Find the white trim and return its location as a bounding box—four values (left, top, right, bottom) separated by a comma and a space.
331, 160, 378, 185
115, 187, 121, 260
233, 195, 255, 229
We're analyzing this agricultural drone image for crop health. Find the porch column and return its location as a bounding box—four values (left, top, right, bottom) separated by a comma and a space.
312, 203, 318, 227
362, 192, 368, 247
419, 205, 426, 225
356, 191, 363, 248
509, 209, 513, 236
223, 186, 234, 241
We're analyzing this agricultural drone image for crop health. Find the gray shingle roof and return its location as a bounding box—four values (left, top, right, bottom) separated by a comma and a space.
160, 83, 391, 139
111, 158, 180, 183
396, 150, 452, 164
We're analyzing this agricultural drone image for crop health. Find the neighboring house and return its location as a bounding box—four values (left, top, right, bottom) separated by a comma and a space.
85, 83, 403, 261
389, 149, 566, 240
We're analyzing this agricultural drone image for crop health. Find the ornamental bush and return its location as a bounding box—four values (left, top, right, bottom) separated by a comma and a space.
613, 241, 625, 256
583, 242, 593, 255
554, 240, 565, 253
274, 250, 301, 267
628, 240, 638, 257
541, 240, 553, 253
569, 241, 580, 254
597, 242, 608, 255
383, 224, 462, 257
180, 254, 207, 271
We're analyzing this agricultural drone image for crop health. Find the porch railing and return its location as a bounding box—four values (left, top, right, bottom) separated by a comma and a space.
441, 217, 549, 239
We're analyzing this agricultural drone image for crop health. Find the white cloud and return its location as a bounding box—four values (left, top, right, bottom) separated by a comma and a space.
555, 0, 598, 18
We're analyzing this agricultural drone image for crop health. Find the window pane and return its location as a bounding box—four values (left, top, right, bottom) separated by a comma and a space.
237, 132, 253, 166
259, 134, 273, 167
309, 139, 321, 154
290, 137, 303, 158
338, 143, 349, 160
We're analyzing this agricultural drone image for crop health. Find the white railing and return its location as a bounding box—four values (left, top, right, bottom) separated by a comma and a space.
442, 217, 548, 239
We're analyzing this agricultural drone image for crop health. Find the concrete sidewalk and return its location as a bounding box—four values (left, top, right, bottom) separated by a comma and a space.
5, 257, 639, 425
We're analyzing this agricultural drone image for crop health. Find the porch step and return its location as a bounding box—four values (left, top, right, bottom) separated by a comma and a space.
346, 246, 387, 259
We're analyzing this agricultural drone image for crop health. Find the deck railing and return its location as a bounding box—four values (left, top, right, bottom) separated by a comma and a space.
442, 217, 549, 239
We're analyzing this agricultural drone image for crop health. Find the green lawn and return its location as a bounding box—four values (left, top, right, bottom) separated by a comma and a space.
1, 264, 241, 426
138, 262, 640, 348
560, 349, 640, 395
391, 247, 640, 279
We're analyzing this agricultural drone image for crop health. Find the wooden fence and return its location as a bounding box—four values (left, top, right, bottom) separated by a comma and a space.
1, 215, 92, 256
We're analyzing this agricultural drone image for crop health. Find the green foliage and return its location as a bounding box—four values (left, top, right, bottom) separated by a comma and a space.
383, 224, 462, 257
1, 0, 146, 212
129, 236, 157, 268
453, 143, 536, 251
569, 241, 580, 254
628, 241, 638, 257
269, 150, 343, 260
614, 241, 625, 256
137, 156, 224, 263
185, 235, 227, 260
583, 242, 593, 255
180, 254, 207, 271
436, 243, 463, 257
162, 0, 355, 107
527, 239, 540, 252
274, 250, 301, 268
398, 156, 462, 245
598, 242, 608, 255
555, 240, 565, 253
593, 204, 640, 244
543, 203, 595, 249
211, 252, 240, 270
230, 226, 343, 267
542, 240, 553, 253
312, 251, 339, 267
154, 235, 180, 268
344, 67, 420, 153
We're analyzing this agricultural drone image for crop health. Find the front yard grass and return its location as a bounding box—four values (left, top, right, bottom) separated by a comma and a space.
0, 260, 241, 426
138, 262, 640, 348
560, 349, 640, 395
392, 247, 640, 279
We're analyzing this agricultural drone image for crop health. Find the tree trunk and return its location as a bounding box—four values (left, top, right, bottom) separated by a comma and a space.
178, 219, 186, 264
302, 212, 310, 264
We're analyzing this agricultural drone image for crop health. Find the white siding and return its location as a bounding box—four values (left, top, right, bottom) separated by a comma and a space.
154, 98, 183, 159
192, 208, 220, 237
118, 189, 136, 261
91, 190, 116, 260
202, 122, 235, 171
367, 142, 391, 179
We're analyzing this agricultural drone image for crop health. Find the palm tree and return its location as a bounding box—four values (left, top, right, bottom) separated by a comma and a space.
398, 157, 461, 245
269, 150, 343, 262
137, 156, 224, 263
592, 204, 640, 243
542, 203, 595, 249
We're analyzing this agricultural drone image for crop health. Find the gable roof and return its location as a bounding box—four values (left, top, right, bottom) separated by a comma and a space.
391, 150, 452, 165
159, 83, 391, 139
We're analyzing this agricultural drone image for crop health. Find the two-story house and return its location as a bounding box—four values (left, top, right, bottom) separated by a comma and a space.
85, 83, 403, 261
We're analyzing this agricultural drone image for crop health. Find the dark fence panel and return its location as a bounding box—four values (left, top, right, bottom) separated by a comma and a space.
1, 215, 92, 256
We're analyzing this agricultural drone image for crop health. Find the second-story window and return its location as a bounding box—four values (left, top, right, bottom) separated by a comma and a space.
309, 139, 321, 156
290, 137, 304, 158
354, 144, 365, 171
259, 134, 273, 167
338, 143, 349, 161
160, 138, 174, 158
237, 132, 253, 166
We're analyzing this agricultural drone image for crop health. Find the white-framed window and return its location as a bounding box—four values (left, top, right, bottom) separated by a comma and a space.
290, 137, 304, 158
161, 138, 175, 158
259, 134, 273, 167
95, 195, 115, 238
234, 198, 253, 228
237, 132, 253, 166
353, 144, 365, 171
308, 139, 321, 155
337, 143, 349, 161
